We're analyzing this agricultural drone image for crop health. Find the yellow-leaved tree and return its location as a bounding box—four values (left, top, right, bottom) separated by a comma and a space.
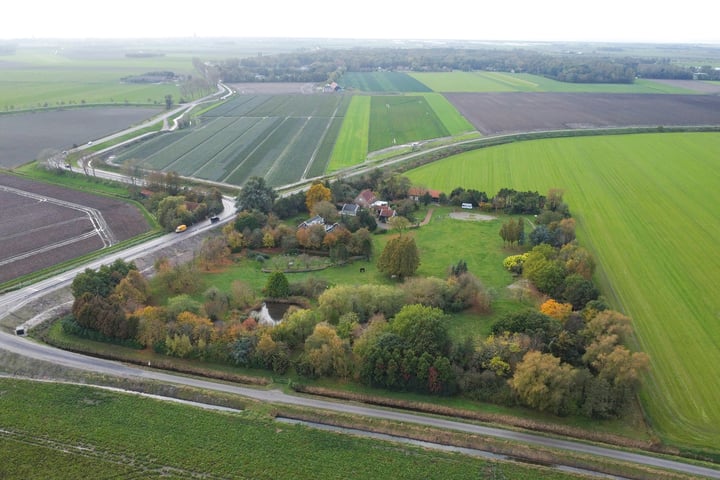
305, 182, 332, 213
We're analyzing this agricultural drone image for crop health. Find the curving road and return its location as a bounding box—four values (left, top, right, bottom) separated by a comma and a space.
0, 330, 719, 478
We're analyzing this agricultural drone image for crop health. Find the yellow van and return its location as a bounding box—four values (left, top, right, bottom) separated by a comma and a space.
175, 224, 187, 233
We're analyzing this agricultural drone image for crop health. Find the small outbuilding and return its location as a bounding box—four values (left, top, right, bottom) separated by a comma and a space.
340, 203, 359, 216
298, 215, 325, 229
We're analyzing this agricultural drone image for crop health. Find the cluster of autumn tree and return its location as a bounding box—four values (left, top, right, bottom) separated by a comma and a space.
502, 190, 598, 307
490, 189, 649, 417
65, 256, 489, 392
65, 178, 648, 420
126, 171, 224, 232
219, 204, 374, 264
479, 305, 649, 418
448, 187, 545, 214
66, 251, 645, 418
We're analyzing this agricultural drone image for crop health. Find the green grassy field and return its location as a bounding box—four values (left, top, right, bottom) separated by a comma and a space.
0, 378, 582, 480
410, 71, 698, 94
368, 96, 450, 151
0, 50, 196, 111
328, 93, 473, 172
339, 71, 432, 92
419, 93, 476, 135
405, 132, 720, 449
327, 96, 371, 171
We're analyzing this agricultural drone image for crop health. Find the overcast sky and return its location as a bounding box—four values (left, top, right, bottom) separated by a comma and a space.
3, 0, 718, 44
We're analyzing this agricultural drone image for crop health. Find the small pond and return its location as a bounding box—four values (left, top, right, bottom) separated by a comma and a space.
249, 301, 299, 326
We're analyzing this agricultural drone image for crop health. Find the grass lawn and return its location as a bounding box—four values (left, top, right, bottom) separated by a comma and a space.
405, 132, 720, 450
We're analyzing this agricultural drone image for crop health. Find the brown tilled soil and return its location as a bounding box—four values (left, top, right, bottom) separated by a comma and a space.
650, 79, 720, 94
0, 107, 160, 168
0, 173, 150, 283
445, 93, 720, 135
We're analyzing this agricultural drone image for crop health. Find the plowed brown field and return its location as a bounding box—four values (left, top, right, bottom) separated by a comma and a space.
446, 93, 720, 135
0, 174, 150, 283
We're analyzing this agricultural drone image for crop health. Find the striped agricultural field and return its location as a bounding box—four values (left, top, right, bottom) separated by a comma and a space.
115, 94, 349, 187
406, 132, 720, 448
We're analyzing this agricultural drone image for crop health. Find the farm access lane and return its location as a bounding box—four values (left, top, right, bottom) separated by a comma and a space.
1, 331, 719, 479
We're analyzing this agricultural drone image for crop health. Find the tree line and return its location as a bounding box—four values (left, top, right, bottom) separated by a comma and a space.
207, 46, 714, 85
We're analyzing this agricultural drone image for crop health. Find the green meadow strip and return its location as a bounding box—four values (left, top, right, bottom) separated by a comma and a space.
328, 95, 370, 172
420, 92, 476, 135
368, 96, 450, 151
409, 71, 701, 94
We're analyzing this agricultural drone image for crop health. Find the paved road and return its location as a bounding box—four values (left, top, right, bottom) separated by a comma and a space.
1, 331, 718, 478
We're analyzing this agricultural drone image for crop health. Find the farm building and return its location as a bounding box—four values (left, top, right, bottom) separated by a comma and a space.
354, 189, 377, 208
376, 205, 397, 223
298, 215, 325, 229
340, 203, 359, 216
408, 187, 442, 203
297, 215, 338, 233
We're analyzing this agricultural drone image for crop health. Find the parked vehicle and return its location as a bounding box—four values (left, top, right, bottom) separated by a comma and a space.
175, 224, 187, 233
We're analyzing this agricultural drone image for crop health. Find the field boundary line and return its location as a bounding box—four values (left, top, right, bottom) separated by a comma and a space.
221, 117, 286, 184
265, 116, 313, 182
302, 103, 342, 180
162, 116, 237, 172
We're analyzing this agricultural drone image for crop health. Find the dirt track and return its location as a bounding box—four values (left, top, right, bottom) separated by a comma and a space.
449, 211, 496, 221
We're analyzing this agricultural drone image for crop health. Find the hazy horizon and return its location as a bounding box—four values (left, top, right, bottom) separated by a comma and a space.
3, 0, 719, 45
